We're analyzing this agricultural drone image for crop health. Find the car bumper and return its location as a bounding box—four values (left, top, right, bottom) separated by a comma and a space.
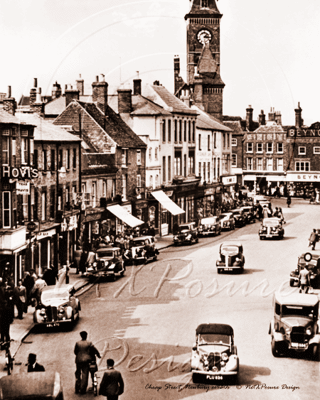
259, 233, 281, 238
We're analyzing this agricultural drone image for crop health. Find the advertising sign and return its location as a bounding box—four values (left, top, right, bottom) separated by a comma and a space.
16, 181, 30, 195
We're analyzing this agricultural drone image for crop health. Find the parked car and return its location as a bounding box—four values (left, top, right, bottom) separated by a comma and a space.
216, 242, 245, 274
0, 372, 64, 400
240, 205, 256, 224
259, 217, 284, 240
191, 323, 239, 384
89, 247, 125, 280
198, 216, 221, 237
130, 235, 159, 264
173, 222, 199, 245
290, 251, 320, 288
269, 293, 320, 360
230, 209, 246, 228
219, 213, 235, 231
33, 284, 80, 327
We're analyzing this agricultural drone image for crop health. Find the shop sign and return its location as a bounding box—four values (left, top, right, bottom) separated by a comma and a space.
204, 188, 215, 196
222, 176, 237, 185
287, 173, 320, 182
27, 221, 38, 232
16, 181, 30, 195
161, 223, 169, 236
36, 229, 56, 240
61, 218, 68, 232
84, 213, 102, 223
68, 215, 78, 231
287, 127, 320, 137
2, 166, 38, 180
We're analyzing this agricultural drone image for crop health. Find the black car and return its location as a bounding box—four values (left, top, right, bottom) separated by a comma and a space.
290, 251, 320, 288
230, 209, 246, 227
240, 206, 256, 224
173, 222, 199, 245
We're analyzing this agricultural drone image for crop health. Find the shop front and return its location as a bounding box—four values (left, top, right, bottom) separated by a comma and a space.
106, 204, 144, 234
79, 208, 104, 251
286, 172, 320, 198
59, 213, 79, 267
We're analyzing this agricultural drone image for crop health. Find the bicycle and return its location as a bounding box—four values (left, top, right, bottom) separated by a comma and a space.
1, 341, 14, 375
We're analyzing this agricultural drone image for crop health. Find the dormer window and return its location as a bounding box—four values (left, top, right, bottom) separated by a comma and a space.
201, 0, 208, 8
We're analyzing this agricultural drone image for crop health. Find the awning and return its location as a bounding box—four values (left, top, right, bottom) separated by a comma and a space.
243, 175, 256, 181
107, 205, 144, 228
266, 175, 286, 182
151, 190, 185, 215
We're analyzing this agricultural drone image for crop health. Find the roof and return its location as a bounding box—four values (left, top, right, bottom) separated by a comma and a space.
192, 106, 231, 131
0, 109, 34, 125
18, 94, 52, 106
108, 93, 171, 116
254, 121, 285, 133
196, 323, 233, 335
143, 84, 197, 116
16, 112, 80, 142
274, 293, 319, 307
44, 96, 66, 115
185, 0, 222, 19
197, 42, 218, 76
223, 120, 245, 135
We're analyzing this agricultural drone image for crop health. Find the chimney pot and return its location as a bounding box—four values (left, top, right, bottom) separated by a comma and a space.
8, 86, 11, 98
133, 78, 142, 95
100, 74, 105, 82
34, 78, 38, 88
96, 75, 99, 82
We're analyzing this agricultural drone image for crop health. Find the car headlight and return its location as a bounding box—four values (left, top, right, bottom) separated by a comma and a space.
108, 264, 115, 269
285, 327, 291, 334
186, 234, 192, 240
40, 309, 46, 316
174, 236, 178, 240
221, 353, 229, 361
235, 257, 240, 262
57, 306, 65, 315
306, 328, 312, 336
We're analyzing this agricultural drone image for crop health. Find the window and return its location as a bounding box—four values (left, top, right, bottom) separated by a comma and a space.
198, 134, 202, 151
298, 146, 306, 155
208, 135, 211, 151
199, 162, 201, 177
51, 149, 55, 171
232, 154, 237, 167
314, 147, 320, 154
162, 120, 166, 142
2, 137, 9, 165
163, 156, 166, 182
247, 157, 253, 170
232, 138, 237, 146
149, 175, 153, 188
207, 162, 210, 182
295, 161, 310, 172
183, 121, 186, 142
277, 158, 283, 171
50, 188, 55, 219
168, 155, 171, 181
2, 191, 11, 228
168, 120, 171, 142
257, 158, 263, 171
21, 137, 28, 164
213, 157, 216, 179
155, 147, 158, 161
174, 150, 182, 175
267, 143, 273, 153
34, 149, 38, 169
188, 121, 191, 142
137, 149, 141, 165
213, 132, 216, 148
257, 143, 263, 153
192, 121, 195, 142
155, 175, 159, 187
277, 143, 283, 153
267, 158, 273, 171
188, 150, 195, 174
179, 120, 182, 142
247, 143, 253, 153
223, 134, 226, 149
73, 148, 77, 169
226, 134, 230, 148
121, 149, 128, 166
203, 163, 206, 181
217, 157, 220, 177
41, 191, 46, 221
65, 185, 70, 204
58, 149, 63, 169
92, 182, 97, 207
43, 150, 47, 171
174, 120, 177, 142
149, 148, 152, 162
201, 0, 208, 7
122, 174, 127, 200
184, 154, 187, 176
102, 181, 107, 198
67, 149, 70, 170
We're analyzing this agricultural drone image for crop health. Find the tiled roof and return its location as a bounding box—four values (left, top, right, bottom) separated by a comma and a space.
198, 42, 217, 75
0, 109, 34, 125
254, 121, 284, 133
16, 112, 80, 142
223, 121, 245, 134
108, 94, 171, 116
44, 96, 66, 116
18, 95, 52, 106
143, 84, 197, 115
192, 106, 231, 131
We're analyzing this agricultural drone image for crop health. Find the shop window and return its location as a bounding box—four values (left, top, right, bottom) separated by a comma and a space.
298, 146, 306, 155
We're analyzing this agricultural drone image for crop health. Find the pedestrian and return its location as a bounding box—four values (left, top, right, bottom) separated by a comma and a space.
42, 265, 56, 286
74, 247, 83, 274
74, 331, 93, 395
23, 271, 35, 309
27, 353, 45, 372
13, 279, 27, 319
89, 342, 101, 390
31, 275, 47, 307
0, 280, 13, 343
99, 359, 124, 400
286, 195, 291, 208
299, 265, 310, 293
309, 229, 317, 250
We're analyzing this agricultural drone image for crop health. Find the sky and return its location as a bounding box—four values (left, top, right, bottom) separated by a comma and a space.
1, 0, 320, 125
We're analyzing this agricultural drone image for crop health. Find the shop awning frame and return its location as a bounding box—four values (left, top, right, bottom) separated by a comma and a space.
151, 190, 185, 215
107, 205, 144, 228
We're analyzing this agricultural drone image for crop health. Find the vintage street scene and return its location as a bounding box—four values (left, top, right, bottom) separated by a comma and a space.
0, 1, 319, 399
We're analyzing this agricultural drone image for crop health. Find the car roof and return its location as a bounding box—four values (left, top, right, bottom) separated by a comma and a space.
221, 241, 242, 247
274, 293, 319, 306
263, 217, 281, 222
179, 222, 196, 226
97, 247, 120, 252
231, 209, 241, 212
42, 283, 74, 293
220, 213, 233, 217
0, 372, 60, 399
201, 216, 218, 223
132, 236, 153, 241
196, 323, 233, 335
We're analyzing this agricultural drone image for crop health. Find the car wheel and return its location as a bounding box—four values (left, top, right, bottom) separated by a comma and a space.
312, 345, 320, 361
217, 268, 222, 274
289, 279, 295, 287
192, 373, 201, 384
196, 237, 199, 243
271, 339, 281, 357
153, 255, 158, 261
229, 374, 238, 385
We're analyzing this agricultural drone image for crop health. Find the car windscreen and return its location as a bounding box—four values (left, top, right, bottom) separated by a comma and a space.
221, 245, 239, 255
97, 251, 115, 258
263, 219, 280, 227
133, 240, 146, 247
179, 225, 191, 231
41, 289, 69, 302
220, 214, 229, 220
199, 334, 230, 345
201, 218, 218, 225
282, 305, 316, 318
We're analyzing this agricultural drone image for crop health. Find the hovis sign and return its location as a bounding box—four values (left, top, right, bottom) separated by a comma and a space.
2, 166, 38, 179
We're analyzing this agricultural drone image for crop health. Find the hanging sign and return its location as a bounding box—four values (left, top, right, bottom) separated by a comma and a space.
16, 181, 30, 195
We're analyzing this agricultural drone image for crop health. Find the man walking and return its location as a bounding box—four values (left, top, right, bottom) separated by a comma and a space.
74, 331, 92, 395
27, 353, 45, 372
299, 265, 310, 293
309, 229, 318, 250
13, 280, 27, 319
99, 359, 124, 400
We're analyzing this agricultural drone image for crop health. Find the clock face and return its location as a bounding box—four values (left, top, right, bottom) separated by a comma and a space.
197, 29, 212, 45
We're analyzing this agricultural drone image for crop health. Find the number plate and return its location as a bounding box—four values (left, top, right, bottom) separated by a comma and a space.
47, 322, 60, 327
206, 375, 223, 380
224, 268, 233, 271
291, 343, 306, 349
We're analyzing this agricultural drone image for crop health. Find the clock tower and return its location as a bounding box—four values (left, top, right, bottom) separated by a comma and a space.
185, 0, 225, 120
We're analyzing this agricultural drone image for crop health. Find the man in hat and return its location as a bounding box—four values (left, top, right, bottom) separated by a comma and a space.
27, 353, 45, 372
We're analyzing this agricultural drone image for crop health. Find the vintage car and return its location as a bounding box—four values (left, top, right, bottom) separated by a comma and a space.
216, 242, 245, 274
129, 235, 159, 264
230, 209, 246, 228
0, 372, 64, 400
173, 222, 199, 245
259, 217, 284, 240
34, 284, 80, 327
88, 247, 125, 280
289, 252, 320, 288
191, 323, 239, 384
198, 216, 221, 237
219, 213, 235, 231
240, 205, 256, 224
269, 293, 320, 360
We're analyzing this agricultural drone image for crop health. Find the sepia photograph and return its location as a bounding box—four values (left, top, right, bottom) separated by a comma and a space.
0, 1, 320, 399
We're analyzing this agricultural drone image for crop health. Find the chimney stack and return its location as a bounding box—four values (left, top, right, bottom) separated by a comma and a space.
52, 81, 62, 99
92, 74, 108, 115
181, 89, 191, 108
32, 87, 44, 115
118, 88, 132, 114
29, 78, 38, 106
3, 86, 17, 116
65, 84, 80, 107
275, 111, 282, 125
268, 107, 275, 122
295, 102, 303, 129
246, 105, 253, 131
133, 79, 142, 95
258, 110, 266, 126
76, 74, 84, 96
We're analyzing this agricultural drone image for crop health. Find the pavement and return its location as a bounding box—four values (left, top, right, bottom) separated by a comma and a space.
1, 234, 174, 365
